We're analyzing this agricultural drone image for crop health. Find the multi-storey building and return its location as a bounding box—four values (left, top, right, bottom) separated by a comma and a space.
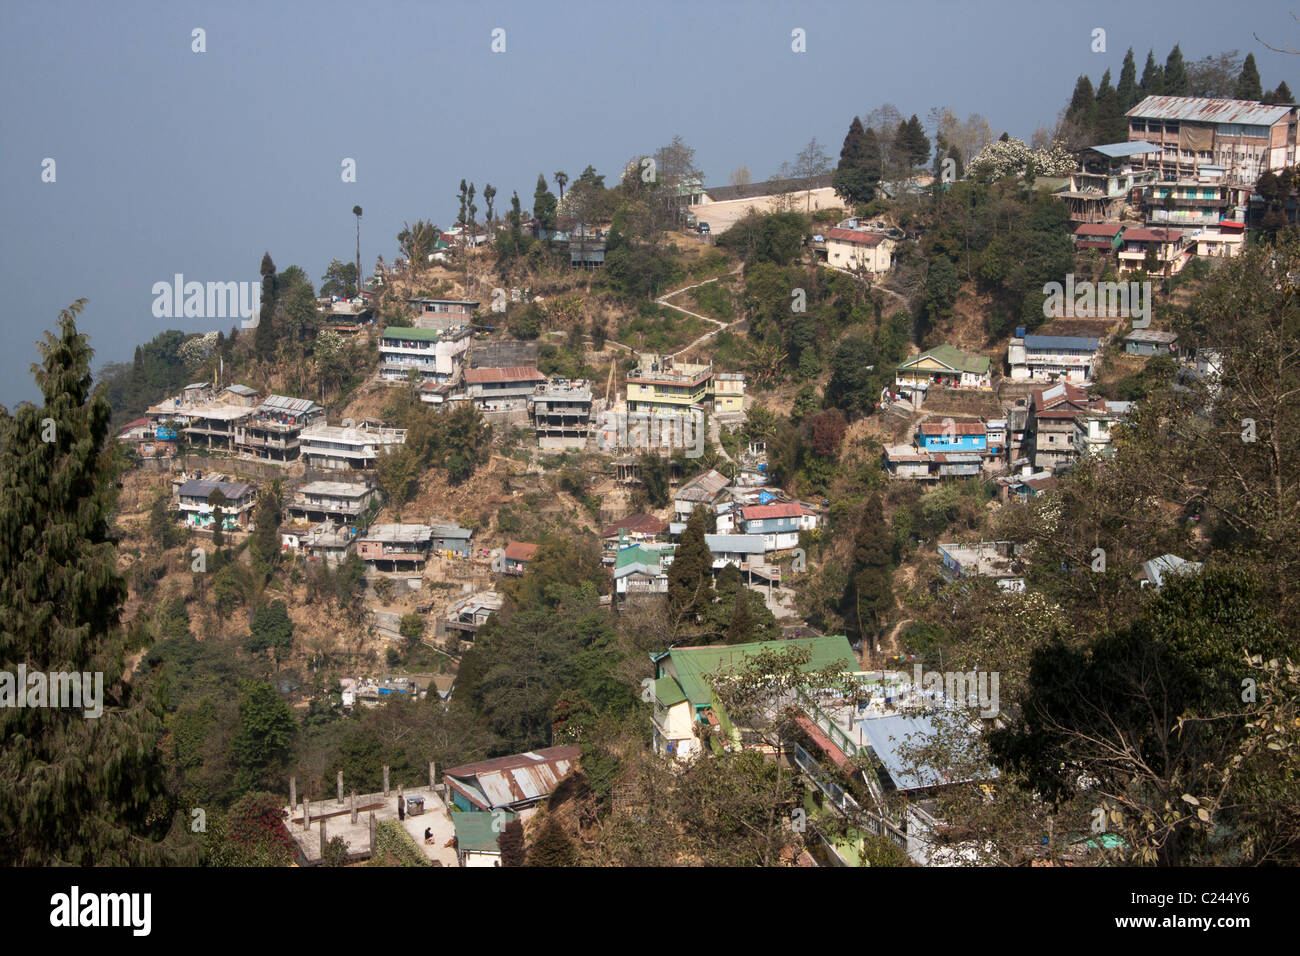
1126, 95, 1298, 201
175, 478, 256, 530
1055, 142, 1161, 223
299, 422, 406, 470
626, 353, 745, 416
236, 394, 324, 463
1008, 329, 1102, 383
378, 325, 472, 384
529, 378, 594, 448
1116, 227, 1192, 276
288, 480, 377, 524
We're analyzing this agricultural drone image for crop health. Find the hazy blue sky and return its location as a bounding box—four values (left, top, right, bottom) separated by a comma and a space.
2, 0, 1296, 407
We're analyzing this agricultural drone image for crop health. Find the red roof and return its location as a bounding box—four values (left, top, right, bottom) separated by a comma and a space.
919, 421, 986, 436
602, 514, 666, 537
503, 541, 537, 562
1123, 227, 1181, 243
464, 366, 546, 385
1074, 222, 1125, 236
121, 417, 150, 429
742, 502, 811, 520
1218, 220, 1245, 229
826, 227, 886, 246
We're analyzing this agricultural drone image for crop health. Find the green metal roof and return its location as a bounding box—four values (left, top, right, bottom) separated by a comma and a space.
381, 326, 443, 342
656, 636, 857, 709
898, 345, 991, 376
654, 676, 687, 708
615, 544, 673, 571
452, 810, 517, 853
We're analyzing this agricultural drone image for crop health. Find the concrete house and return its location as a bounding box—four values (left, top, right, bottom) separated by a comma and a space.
737, 501, 816, 552
288, 480, 376, 524
825, 227, 896, 273
176, 478, 256, 530
299, 422, 406, 470
895, 346, 993, 401
1008, 329, 1101, 384
917, 421, 988, 454
1122, 329, 1179, 356
378, 325, 472, 385
357, 523, 433, 570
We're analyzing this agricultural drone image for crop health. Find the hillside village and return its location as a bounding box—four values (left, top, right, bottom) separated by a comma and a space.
8, 41, 1300, 871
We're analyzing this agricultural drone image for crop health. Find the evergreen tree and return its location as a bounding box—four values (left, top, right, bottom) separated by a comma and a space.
667, 506, 713, 623
1164, 44, 1189, 96
533, 174, 557, 233
250, 479, 282, 576
831, 116, 881, 206
255, 252, 277, 361
725, 587, 755, 645
525, 816, 577, 866
843, 493, 892, 649
1117, 48, 1139, 111
0, 300, 192, 865
1094, 70, 1127, 143
902, 114, 931, 168
1275, 81, 1294, 103
1236, 53, 1263, 100
1140, 49, 1164, 96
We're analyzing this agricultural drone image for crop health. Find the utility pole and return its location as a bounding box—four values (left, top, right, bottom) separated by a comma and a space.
353, 206, 363, 297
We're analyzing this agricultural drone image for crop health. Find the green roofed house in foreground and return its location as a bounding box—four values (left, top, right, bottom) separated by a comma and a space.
649, 636, 858, 762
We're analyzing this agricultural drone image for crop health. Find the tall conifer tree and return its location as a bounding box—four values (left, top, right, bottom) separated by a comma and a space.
0, 300, 191, 865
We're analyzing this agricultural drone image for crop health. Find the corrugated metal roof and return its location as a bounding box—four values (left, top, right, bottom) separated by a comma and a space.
657, 636, 857, 709
1126, 95, 1292, 126
1089, 140, 1161, 158
444, 746, 581, 810
503, 541, 537, 562
178, 479, 253, 499
858, 713, 996, 790
898, 344, 991, 375
705, 533, 767, 554
676, 469, 729, 501
1024, 334, 1100, 351
920, 422, 987, 436
741, 502, 809, 520
826, 227, 887, 246
465, 366, 546, 384
259, 394, 321, 415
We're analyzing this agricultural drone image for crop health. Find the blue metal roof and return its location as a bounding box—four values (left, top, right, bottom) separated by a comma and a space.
1024, 334, 1099, 350
858, 713, 998, 791
1090, 141, 1161, 158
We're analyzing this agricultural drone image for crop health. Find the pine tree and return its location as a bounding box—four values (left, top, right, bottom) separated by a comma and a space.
1236, 53, 1263, 101
1117, 48, 1139, 111
1275, 81, 1294, 104
667, 506, 714, 624
1164, 44, 1189, 96
525, 816, 577, 866
255, 252, 277, 361
1067, 75, 1097, 132
533, 174, 557, 233
250, 479, 282, 576
1140, 49, 1164, 96
1094, 70, 1127, 143
903, 115, 931, 168
725, 588, 755, 645
832, 116, 881, 206
0, 300, 192, 865
844, 493, 893, 649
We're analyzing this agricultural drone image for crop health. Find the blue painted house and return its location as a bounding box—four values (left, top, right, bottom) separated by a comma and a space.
917, 421, 988, 453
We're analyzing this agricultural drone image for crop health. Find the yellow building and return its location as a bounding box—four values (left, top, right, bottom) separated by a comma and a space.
626, 354, 744, 415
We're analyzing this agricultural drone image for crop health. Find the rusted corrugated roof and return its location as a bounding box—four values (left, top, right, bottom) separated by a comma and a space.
465, 365, 546, 384
1126, 95, 1292, 126
443, 745, 581, 810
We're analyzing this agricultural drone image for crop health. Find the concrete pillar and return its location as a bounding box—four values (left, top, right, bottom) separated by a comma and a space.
351, 791, 358, 825
383, 765, 390, 796
302, 797, 310, 831
319, 816, 328, 860
337, 771, 344, 805
429, 761, 436, 789
368, 811, 376, 855
289, 776, 297, 808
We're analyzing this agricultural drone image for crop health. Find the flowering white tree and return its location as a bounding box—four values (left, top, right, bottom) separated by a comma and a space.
967, 138, 1076, 182
177, 331, 219, 370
